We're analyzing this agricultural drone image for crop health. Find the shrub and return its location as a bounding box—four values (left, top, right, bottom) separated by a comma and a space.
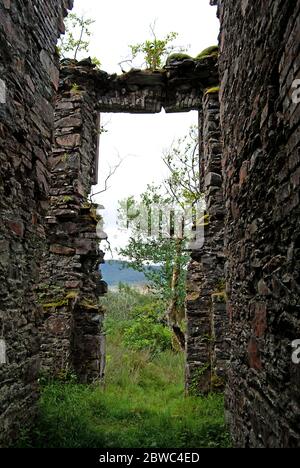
123, 303, 173, 355
130, 30, 180, 70
101, 284, 152, 335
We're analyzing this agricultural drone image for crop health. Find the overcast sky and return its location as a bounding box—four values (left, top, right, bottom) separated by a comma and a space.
71, 0, 219, 257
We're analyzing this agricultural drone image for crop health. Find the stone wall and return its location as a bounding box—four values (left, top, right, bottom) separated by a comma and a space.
218, 0, 300, 448
37, 56, 219, 382
185, 91, 228, 395
96, 56, 218, 113
3, 0, 298, 447
39, 62, 107, 383
0, 0, 72, 447
58, 55, 218, 114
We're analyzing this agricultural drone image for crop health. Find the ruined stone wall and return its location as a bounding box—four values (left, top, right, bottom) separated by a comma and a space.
70, 55, 219, 114
51, 57, 223, 389
218, 0, 300, 448
37, 56, 219, 382
0, 0, 72, 447
185, 91, 228, 395
39, 63, 107, 383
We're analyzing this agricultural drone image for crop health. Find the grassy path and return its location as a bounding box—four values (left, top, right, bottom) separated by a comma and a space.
20, 343, 229, 448
19, 290, 230, 448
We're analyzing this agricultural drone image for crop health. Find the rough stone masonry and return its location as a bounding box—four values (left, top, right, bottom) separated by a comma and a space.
36, 54, 221, 383
0, 0, 299, 449
2, 0, 221, 447
0, 0, 221, 443
38, 62, 107, 382
0, 0, 73, 447
185, 90, 229, 395
217, 0, 300, 448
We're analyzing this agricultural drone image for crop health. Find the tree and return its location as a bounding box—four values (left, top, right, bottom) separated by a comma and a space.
58, 13, 101, 67
90, 155, 123, 200
163, 125, 202, 208
121, 22, 186, 71
119, 192, 189, 348
118, 127, 205, 350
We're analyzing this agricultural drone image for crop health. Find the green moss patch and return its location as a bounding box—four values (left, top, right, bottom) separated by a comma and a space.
165, 53, 192, 65
196, 45, 219, 61
205, 86, 220, 95
42, 299, 68, 309
79, 299, 98, 311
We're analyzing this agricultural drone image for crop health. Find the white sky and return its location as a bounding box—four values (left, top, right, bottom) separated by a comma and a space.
71, 0, 219, 257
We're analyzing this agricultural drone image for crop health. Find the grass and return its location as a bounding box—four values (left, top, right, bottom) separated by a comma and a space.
18, 287, 230, 448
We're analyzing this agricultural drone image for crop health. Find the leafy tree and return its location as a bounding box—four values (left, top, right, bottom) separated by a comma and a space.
58, 13, 101, 67
163, 125, 202, 207
118, 127, 205, 349
127, 23, 186, 70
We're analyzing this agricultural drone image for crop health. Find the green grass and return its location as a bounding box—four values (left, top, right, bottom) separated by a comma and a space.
18, 288, 230, 448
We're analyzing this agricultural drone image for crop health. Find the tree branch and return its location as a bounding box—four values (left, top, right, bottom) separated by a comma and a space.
90, 157, 123, 200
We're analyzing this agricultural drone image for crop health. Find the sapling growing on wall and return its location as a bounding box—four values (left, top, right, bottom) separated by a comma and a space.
58, 13, 101, 68
119, 22, 187, 71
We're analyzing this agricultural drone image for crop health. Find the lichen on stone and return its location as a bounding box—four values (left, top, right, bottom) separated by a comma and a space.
205, 86, 220, 95
66, 290, 79, 300
42, 289, 79, 309
79, 298, 98, 310
211, 374, 225, 391
70, 82, 81, 94
211, 291, 227, 303
42, 298, 69, 309
62, 195, 74, 203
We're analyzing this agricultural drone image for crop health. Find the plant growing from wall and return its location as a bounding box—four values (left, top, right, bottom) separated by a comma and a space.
126, 22, 187, 71
58, 13, 101, 67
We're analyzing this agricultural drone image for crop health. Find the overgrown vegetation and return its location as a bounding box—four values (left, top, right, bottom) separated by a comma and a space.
103, 285, 173, 356
121, 22, 187, 71
129, 30, 179, 70
57, 13, 101, 67
118, 126, 205, 348
166, 52, 193, 64
18, 287, 230, 448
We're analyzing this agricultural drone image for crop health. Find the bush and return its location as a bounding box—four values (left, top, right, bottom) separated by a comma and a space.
123, 302, 173, 355
102, 286, 173, 356
102, 284, 152, 335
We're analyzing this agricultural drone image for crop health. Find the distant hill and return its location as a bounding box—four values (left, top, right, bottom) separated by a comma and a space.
100, 260, 158, 287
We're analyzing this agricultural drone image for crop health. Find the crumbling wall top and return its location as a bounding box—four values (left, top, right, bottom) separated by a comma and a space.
58, 54, 219, 113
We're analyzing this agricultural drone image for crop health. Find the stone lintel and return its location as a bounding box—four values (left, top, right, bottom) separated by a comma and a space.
59, 55, 219, 114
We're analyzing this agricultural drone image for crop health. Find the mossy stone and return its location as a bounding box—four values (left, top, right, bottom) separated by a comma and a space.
211, 291, 227, 303
165, 53, 193, 65
196, 45, 219, 61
